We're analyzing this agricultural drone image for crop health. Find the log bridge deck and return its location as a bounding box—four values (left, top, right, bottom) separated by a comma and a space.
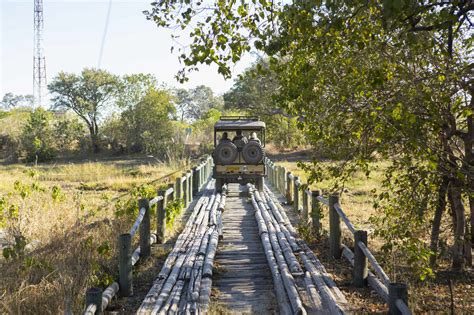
137, 181, 347, 314
214, 184, 277, 313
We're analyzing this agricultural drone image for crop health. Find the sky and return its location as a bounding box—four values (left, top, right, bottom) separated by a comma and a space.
0, 0, 255, 102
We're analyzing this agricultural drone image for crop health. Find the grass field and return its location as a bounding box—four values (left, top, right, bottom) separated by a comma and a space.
0, 158, 183, 313
276, 160, 389, 231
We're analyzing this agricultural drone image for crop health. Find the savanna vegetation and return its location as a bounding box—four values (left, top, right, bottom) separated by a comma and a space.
0, 65, 305, 312
143, 0, 473, 311
2, 0, 473, 313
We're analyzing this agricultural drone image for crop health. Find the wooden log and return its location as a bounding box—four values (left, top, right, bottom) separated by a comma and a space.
161, 279, 184, 314
137, 278, 166, 313
389, 283, 410, 315
198, 277, 212, 312
298, 241, 347, 304
217, 210, 223, 240
302, 186, 309, 222
303, 271, 325, 313
157, 189, 167, 244
311, 190, 322, 236
202, 229, 219, 277
176, 176, 182, 202
85, 287, 102, 315
354, 230, 368, 287
209, 194, 221, 226
251, 190, 305, 315
101, 282, 119, 311
294, 176, 300, 212
329, 194, 342, 259
341, 245, 388, 302
192, 167, 199, 196
118, 233, 132, 297
260, 232, 293, 315
151, 254, 187, 313
287, 172, 293, 203
139, 198, 151, 259
300, 252, 345, 314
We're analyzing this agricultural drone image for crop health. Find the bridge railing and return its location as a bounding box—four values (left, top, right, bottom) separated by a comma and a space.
84, 156, 213, 315
265, 158, 411, 315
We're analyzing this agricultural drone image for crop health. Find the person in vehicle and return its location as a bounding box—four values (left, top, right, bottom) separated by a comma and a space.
232, 130, 248, 150
220, 132, 230, 143
249, 132, 261, 145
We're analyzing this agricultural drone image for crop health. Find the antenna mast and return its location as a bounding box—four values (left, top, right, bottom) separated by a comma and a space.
33, 0, 46, 108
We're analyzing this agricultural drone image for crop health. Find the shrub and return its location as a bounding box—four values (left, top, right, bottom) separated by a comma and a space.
20, 109, 56, 163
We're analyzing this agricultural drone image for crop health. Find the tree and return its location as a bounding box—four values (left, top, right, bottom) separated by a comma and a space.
20, 108, 56, 163
48, 68, 119, 153
120, 88, 176, 157
1, 93, 34, 109
224, 61, 304, 148
116, 73, 161, 109
145, 1, 473, 273
53, 117, 85, 153
174, 85, 223, 121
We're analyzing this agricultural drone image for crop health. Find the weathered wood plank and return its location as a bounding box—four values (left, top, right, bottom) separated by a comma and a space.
213, 183, 278, 314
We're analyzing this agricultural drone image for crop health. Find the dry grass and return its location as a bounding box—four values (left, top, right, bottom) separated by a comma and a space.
0, 159, 179, 313
277, 160, 389, 231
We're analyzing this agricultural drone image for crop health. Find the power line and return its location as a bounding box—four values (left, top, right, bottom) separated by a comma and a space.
98, 0, 112, 69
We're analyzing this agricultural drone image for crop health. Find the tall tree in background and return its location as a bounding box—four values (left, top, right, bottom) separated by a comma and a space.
1, 93, 34, 109
145, 1, 473, 273
174, 85, 223, 121
120, 88, 176, 157
48, 68, 119, 153
224, 61, 304, 148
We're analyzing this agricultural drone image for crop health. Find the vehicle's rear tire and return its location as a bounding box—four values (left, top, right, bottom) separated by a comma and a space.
242, 141, 264, 164
215, 141, 238, 165
256, 177, 264, 192
215, 178, 224, 193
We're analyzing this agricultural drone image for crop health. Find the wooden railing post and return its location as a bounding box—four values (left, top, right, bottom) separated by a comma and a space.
187, 171, 192, 203
168, 183, 175, 201
294, 176, 300, 211
389, 283, 409, 315
85, 287, 103, 314
311, 190, 322, 235
270, 162, 275, 186
286, 172, 293, 204
176, 176, 182, 202
274, 165, 279, 191
329, 194, 342, 259
138, 198, 151, 259
278, 166, 286, 196
118, 233, 132, 297
157, 189, 167, 243
198, 164, 203, 190
183, 175, 188, 208
354, 230, 368, 287
192, 167, 198, 196
302, 185, 309, 222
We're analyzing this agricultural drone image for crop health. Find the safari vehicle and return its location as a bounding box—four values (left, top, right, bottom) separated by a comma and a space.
212, 116, 266, 192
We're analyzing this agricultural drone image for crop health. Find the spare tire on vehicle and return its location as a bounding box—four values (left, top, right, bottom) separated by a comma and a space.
215, 141, 238, 165
242, 141, 264, 164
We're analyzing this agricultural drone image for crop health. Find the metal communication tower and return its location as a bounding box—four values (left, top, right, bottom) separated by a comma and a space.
33, 0, 46, 108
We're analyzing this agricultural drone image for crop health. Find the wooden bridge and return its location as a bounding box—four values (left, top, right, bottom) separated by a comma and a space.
84, 157, 411, 315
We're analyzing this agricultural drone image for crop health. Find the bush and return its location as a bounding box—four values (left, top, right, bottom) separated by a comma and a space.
20, 109, 56, 163
53, 117, 85, 153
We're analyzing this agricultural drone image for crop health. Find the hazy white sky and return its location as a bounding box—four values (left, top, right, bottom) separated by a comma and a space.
0, 0, 255, 101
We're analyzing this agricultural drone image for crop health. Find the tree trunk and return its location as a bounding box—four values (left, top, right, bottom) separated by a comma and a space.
89, 125, 100, 154
448, 178, 465, 272
430, 174, 448, 267
465, 111, 474, 265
